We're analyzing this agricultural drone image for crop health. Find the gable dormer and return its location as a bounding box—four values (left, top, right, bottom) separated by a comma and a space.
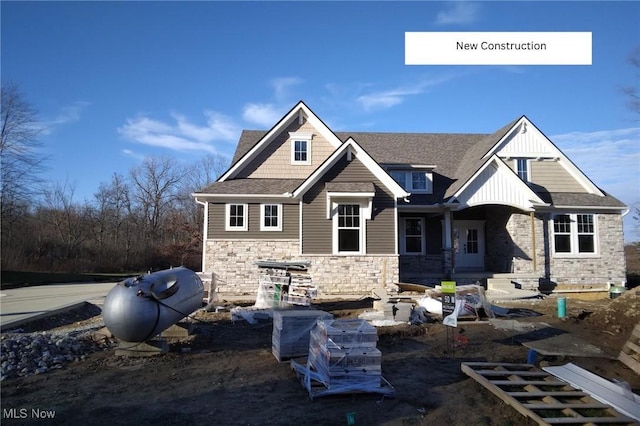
487, 117, 603, 195
220, 102, 342, 181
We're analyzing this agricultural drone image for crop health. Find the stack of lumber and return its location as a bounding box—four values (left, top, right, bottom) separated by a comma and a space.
272, 310, 333, 362
290, 319, 394, 399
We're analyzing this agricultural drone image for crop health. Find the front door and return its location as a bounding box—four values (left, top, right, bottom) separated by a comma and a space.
453, 220, 485, 270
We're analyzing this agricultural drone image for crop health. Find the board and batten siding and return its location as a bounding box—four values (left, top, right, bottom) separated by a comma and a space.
208, 202, 299, 239
235, 119, 336, 179
302, 154, 396, 254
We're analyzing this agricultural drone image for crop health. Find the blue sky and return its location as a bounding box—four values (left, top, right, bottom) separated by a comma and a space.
2, 1, 639, 241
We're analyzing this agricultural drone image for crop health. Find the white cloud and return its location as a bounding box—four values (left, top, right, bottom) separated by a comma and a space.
121, 149, 146, 161
242, 103, 285, 127
436, 2, 480, 25
118, 111, 239, 153
40, 101, 91, 135
271, 77, 303, 101
356, 76, 453, 111
551, 127, 640, 242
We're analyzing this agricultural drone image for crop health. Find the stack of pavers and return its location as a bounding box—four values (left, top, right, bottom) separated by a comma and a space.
291, 318, 394, 398
272, 310, 333, 362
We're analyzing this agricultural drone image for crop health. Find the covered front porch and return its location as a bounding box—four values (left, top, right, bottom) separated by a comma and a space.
398, 205, 544, 289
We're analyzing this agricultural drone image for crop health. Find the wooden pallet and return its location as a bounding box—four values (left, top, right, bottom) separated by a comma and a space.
619, 323, 640, 375
461, 362, 637, 425
290, 359, 395, 400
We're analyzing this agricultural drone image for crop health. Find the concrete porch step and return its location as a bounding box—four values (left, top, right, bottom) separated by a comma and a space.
487, 278, 518, 291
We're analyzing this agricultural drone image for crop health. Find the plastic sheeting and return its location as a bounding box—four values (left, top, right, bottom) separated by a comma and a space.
417, 284, 495, 320
290, 319, 395, 399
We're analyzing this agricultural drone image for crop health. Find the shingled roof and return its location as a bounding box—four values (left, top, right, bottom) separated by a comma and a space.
198, 178, 304, 195
233, 129, 491, 179
205, 122, 625, 209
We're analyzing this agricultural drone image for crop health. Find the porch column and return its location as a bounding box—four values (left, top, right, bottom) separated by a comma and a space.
530, 211, 537, 272
443, 209, 453, 276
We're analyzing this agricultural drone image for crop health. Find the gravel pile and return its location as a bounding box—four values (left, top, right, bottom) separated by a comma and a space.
1, 328, 115, 381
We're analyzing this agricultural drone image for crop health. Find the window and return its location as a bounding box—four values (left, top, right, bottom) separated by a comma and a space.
401, 218, 425, 254
390, 170, 406, 186
515, 158, 529, 182
411, 172, 428, 191
290, 132, 312, 165
332, 203, 365, 254
388, 170, 432, 193
553, 213, 597, 255
294, 140, 308, 162
226, 204, 248, 231
338, 204, 360, 252
260, 204, 282, 231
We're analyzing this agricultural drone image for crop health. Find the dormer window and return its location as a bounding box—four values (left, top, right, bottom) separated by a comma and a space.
389, 169, 433, 194
289, 132, 312, 165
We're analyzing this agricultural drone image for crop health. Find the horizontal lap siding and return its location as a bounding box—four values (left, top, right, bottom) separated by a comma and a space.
302, 154, 395, 254
237, 120, 335, 179
208, 202, 299, 239
531, 160, 587, 192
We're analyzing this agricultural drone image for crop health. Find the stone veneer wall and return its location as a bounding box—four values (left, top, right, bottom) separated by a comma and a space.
203, 239, 399, 296
545, 213, 627, 286
490, 210, 625, 287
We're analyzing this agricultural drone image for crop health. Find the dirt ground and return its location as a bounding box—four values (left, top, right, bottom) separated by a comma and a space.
1, 290, 639, 426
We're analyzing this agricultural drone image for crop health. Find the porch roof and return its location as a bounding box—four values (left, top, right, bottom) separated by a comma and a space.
197, 178, 304, 195
538, 192, 626, 208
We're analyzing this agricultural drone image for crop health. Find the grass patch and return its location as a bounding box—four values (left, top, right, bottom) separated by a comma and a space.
0, 270, 135, 289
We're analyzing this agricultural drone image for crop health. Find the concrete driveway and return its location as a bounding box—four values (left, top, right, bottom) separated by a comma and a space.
0, 282, 118, 330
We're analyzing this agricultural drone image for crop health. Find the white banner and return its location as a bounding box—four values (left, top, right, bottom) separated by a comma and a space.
405, 32, 592, 65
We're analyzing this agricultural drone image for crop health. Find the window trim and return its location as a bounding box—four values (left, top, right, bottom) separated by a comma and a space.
400, 217, 425, 255
515, 158, 531, 182
225, 203, 248, 231
552, 213, 598, 257
260, 203, 283, 231
289, 132, 312, 165
331, 201, 367, 255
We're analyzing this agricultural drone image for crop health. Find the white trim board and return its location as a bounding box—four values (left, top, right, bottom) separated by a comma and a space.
543, 363, 640, 422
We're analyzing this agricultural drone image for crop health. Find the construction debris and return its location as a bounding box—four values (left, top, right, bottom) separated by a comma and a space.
255, 261, 317, 309
619, 322, 640, 375
418, 284, 495, 321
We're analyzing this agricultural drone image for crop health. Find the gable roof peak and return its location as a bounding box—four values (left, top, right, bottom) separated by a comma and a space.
218, 101, 343, 182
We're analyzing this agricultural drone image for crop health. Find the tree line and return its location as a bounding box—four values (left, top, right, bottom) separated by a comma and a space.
1, 83, 228, 273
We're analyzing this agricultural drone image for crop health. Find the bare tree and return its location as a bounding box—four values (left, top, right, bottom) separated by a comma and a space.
129, 156, 186, 242
0, 83, 47, 268
0, 83, 46, 210
39, 180, 90, 265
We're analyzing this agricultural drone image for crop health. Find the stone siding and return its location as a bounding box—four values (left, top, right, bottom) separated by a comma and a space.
546, 213, 627, 286
203, 239, 399, 296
